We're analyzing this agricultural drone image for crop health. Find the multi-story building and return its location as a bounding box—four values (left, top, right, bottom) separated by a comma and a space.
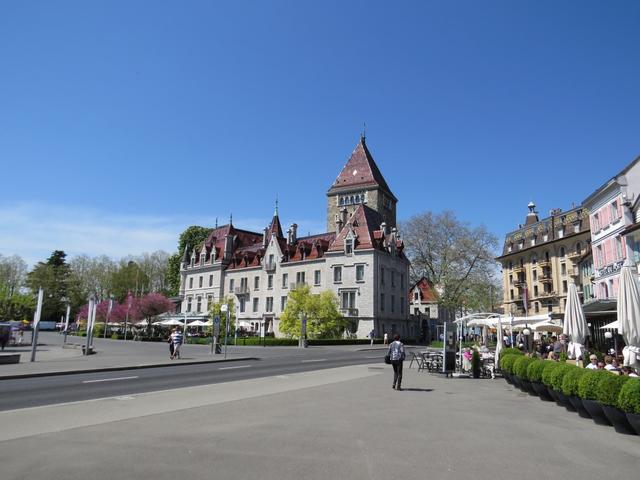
407, 277, 456, 341
583, 156, 640, 302
178, 137, 411, 338
497, 202, 591, 318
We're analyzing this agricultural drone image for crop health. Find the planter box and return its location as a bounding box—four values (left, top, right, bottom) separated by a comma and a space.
626, 413, 640, 436
581, 399, 612, 426
602, 406, 636, 435
569, 395, 591, 418
556, 391, 576, 412
532, 382, 553, 401
504, 373, 513, 384
547, 387, 559, 402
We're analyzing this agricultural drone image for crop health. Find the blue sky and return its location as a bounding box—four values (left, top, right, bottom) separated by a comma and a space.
1, 1, 639, 265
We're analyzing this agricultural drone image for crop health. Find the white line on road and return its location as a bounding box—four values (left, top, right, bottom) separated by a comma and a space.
82, 376, 139, 384
218, 365, 252, 370
301, 359, 327, 363
364, 356, 382, 359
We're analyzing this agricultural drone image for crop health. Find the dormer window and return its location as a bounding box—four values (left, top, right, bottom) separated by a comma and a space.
345, 238, 354, 255
200, 253, 206, 266
190, 256, 195, 268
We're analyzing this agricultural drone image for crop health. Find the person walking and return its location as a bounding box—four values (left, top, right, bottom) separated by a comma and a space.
369, 329, 375, 347
388, 334, 405, 390
170, 327, 184, 360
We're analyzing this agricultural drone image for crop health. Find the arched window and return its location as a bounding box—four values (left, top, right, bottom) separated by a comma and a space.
531, 254, 537, 264
339, 197, 344, 206
560, 247, 566, 258
576, 242, 582, 254
350, 195, 355, 204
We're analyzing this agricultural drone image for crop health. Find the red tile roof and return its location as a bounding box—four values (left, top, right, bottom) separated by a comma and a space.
328, 137, 395, 198
409, 277, 439, 302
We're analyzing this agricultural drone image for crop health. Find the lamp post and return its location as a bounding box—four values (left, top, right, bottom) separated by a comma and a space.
124, 294, 132, 341
221, 303, 230, 359
62, 299, 71, 345
30, 287, 44, 362
104, 295, 114, 339
299, 313, 307, 348
523, 328, 531, 353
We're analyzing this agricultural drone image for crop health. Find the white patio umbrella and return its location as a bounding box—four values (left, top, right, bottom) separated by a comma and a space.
495, 316, 504, 365
161, 319, 185, 326
562, 282, 589, 360
532, 319, 563, 333
618, 261, 640, 369
600, 320, 620, 330
188, 320, 208, 327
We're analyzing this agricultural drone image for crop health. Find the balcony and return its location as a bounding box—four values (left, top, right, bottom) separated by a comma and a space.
538, 260, 551, 268
340, 308, 359, 317
538, 290, 557, 299
567, 251, 582, 261
512, 265, 525, 274
234, 286, 250, 296
264, 260, 276, 272
569, 267, 580, 277
540, 275, 553, 284
290, 282, 307, 290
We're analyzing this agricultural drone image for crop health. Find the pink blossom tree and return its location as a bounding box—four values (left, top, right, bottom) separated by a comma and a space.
132, 293, 175, 335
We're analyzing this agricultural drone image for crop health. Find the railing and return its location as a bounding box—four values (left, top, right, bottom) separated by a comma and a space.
538, 260, 551, 267
538, 291, 557, 299
340, 308, 359, 317
512, 266, 525, 274
234, 286, 250, 295
540, 275, 553, 284
264, 261, 276, 271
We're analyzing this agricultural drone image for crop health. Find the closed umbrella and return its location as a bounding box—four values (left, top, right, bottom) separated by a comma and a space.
618, 261, 640, 369
495, 316, 504, 366
562, 282, 589, 360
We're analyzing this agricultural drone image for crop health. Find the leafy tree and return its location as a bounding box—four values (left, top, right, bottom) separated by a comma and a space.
110, 260, 149, 301
208, 296, 236, 337
131, 293, 175, 335
401, 211, 500, 312
0, 254, 30, 321
279, 285, 347, 339
166, 226, 211, 295
26, 250, 72, 322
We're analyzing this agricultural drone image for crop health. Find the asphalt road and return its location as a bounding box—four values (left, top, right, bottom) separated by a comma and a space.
0, 348, 388, 411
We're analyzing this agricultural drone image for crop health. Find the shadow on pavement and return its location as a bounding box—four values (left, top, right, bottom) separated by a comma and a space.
400, 388, 433, 392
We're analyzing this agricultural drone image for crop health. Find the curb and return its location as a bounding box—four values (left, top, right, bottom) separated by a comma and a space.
0, 356, 259, 381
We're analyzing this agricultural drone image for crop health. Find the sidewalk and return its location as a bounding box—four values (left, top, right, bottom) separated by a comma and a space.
1, 364, 637, 480
0, 332, 255, 380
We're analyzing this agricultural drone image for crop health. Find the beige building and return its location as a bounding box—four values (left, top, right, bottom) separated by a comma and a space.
178, 136, 411, 338
497, 202, 591, 318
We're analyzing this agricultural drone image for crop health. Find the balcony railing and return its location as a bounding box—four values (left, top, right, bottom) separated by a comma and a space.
540, 275, 553, 284
340, 308, 359, 317
538, 260, 551, 268
512, 266, 525, 274
264, 261, 276, 271
538, 290, 557, 299
234, 286, 250, 295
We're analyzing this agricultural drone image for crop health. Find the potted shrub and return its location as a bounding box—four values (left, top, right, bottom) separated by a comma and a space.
618, 378, 640, 435
577, 370, 612, 426
471, 349, 481, 379
541, 362, 562, 401
514, 356, 536, 395
527, 360, 552, 401
551, 364, 577, 411
500, 354, 519, 384
597, 374, 635, 434
561, 367, 590, 418
499, 347, 524, 362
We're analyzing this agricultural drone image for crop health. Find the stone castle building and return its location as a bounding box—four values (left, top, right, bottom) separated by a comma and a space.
496, 202, 591, 318
178, 137, 411, 338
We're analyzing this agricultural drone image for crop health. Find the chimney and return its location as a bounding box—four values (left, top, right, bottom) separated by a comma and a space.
340, 207, 348, 226
291, 223, 297, 243
262, 227, 268, 248
224, 234, 234, 261
335, 213, 343, 233
287, 228, 292, 245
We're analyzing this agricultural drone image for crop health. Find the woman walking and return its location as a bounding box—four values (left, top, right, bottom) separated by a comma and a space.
388, 334, 405, 391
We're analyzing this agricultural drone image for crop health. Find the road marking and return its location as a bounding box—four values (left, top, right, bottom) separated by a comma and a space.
365, 355, 382, 359
218, 365, 252, 370
82, 376, 139, 384
301, 359, 327, 363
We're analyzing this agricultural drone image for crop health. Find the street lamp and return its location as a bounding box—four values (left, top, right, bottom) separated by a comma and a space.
604, 330, 617, 356
221, 303, 230, 359
523, 327, 531, 353
62, 297, 71, 345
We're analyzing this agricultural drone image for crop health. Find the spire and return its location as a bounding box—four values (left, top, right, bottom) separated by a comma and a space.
361, 122, 366, 143
274, 196, 279, 216
215, 217, 218, 228
268, 203, 284, 239
229, 213, 233, 226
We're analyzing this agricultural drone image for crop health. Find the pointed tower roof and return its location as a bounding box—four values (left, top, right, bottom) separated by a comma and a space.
328, 136, 396, 199
268, 205, 284, 240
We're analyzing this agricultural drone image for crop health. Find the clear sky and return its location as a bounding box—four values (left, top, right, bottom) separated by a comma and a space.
1, 1, 639, 265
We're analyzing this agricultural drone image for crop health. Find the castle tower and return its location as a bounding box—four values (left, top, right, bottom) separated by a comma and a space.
326, 136, 397, 231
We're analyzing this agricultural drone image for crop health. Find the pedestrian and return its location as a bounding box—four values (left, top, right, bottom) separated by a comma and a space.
17, 329, 24, 345
369, 329, 375, 347
170, 327, 184, 359
0, 327, 9, 351
388, 334, 405, 390
383, 332, 389, 345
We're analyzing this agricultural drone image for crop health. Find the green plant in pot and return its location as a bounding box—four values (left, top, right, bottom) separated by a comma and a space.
471, 349, 481, 379
513, 356, 536, 394
577, 370, 612, 426
541, 362, 562, 400
551, 364, 577, 410
527, 359, 553, 400
618, 378, 640, 435
499, 347, 524, 361
500, 354, 519, 383
561, 366, 589, 417
596, 374, 634, 435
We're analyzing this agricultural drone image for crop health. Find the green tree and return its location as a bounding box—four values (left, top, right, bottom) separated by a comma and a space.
166, 226, 211, 295
279, 285, 347, 339
26, 250, 72, 322
110, 260, 150, 301
401, 210, 500, 312
208, 296, 236, 337
0, 254, 30, 321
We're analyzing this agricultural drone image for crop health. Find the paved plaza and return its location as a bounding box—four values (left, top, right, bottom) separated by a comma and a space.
1, 362, 637, 480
